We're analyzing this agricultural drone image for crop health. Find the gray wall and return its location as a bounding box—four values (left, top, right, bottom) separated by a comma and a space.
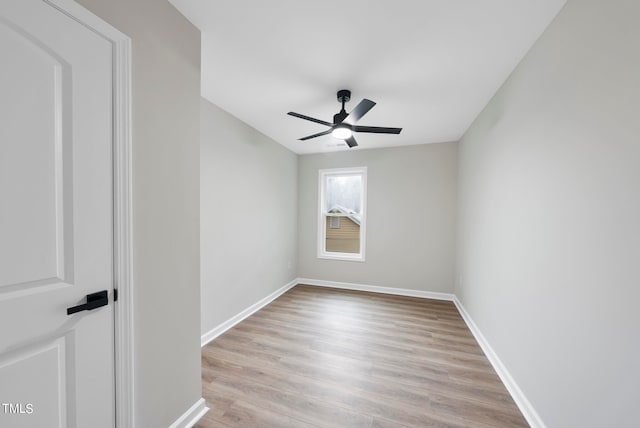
200, 98, 298, 335
456, 1, 640, 426
74, 0, 202, 426
298, 143, 458, 293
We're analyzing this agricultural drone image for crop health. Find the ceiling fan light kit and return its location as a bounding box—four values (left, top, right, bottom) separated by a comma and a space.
331, 125, 352, 140
288, 89, 402, 148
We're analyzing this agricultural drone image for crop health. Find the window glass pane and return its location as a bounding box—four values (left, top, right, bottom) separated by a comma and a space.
325, 175, 362, 214
325, 215, 360, 253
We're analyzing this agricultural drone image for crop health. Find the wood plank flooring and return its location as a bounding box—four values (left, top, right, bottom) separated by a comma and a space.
197, 285, 528, 428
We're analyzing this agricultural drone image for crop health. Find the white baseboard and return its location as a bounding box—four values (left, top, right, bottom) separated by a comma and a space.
201, 278, 298, 347
297, 277, 455, 301
168, 397, 208, 428
452, 296, 546, 428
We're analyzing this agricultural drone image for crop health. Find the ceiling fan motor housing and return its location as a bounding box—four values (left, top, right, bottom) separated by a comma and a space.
334, 111, 349, 124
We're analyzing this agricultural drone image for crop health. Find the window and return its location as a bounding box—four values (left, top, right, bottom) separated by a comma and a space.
318, 167, 367, 261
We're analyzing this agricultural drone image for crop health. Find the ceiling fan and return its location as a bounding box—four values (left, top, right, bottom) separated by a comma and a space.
287, 90, 402, 148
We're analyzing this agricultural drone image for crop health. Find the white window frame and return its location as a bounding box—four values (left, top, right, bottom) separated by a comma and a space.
317, 167, 367, 262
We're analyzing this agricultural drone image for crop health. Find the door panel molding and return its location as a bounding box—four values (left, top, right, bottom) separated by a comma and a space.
0, 20, 72, 290
44, 1, 133, 426
0, 336, 69, 428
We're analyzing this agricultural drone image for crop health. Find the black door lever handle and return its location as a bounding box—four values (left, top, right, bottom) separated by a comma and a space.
67, 290, 109, 315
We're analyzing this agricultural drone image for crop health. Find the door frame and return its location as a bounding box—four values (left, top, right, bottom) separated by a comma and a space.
45, 1, 134, 426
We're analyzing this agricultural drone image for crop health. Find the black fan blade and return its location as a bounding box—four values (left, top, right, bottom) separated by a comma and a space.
287, 112, 332, 127
343, 99, 376, 125
353, 126, 402, 134
344, 136, 358, 148
299, 129, 333, 141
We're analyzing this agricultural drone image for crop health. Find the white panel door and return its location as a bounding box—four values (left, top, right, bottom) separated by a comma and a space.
0, 1, 115, 427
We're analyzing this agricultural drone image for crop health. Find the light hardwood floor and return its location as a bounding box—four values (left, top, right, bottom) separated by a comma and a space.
197, 285, 528, 427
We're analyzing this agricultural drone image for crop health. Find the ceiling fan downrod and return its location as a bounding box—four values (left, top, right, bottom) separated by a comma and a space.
335, 89, 351, 123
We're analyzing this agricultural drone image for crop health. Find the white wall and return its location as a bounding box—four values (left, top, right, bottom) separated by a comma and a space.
298, 143, 458, 293
457, 1, 640, 426
200, 98, 298, 335
74, 0, 202, 426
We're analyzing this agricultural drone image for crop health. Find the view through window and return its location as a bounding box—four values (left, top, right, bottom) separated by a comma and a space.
318, 167, 367, 261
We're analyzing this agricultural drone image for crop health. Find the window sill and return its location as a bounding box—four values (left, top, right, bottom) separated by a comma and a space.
317, 252, 366, 262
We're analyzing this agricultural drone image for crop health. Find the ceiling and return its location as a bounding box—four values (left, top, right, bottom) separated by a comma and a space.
169, 0, 566, 154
